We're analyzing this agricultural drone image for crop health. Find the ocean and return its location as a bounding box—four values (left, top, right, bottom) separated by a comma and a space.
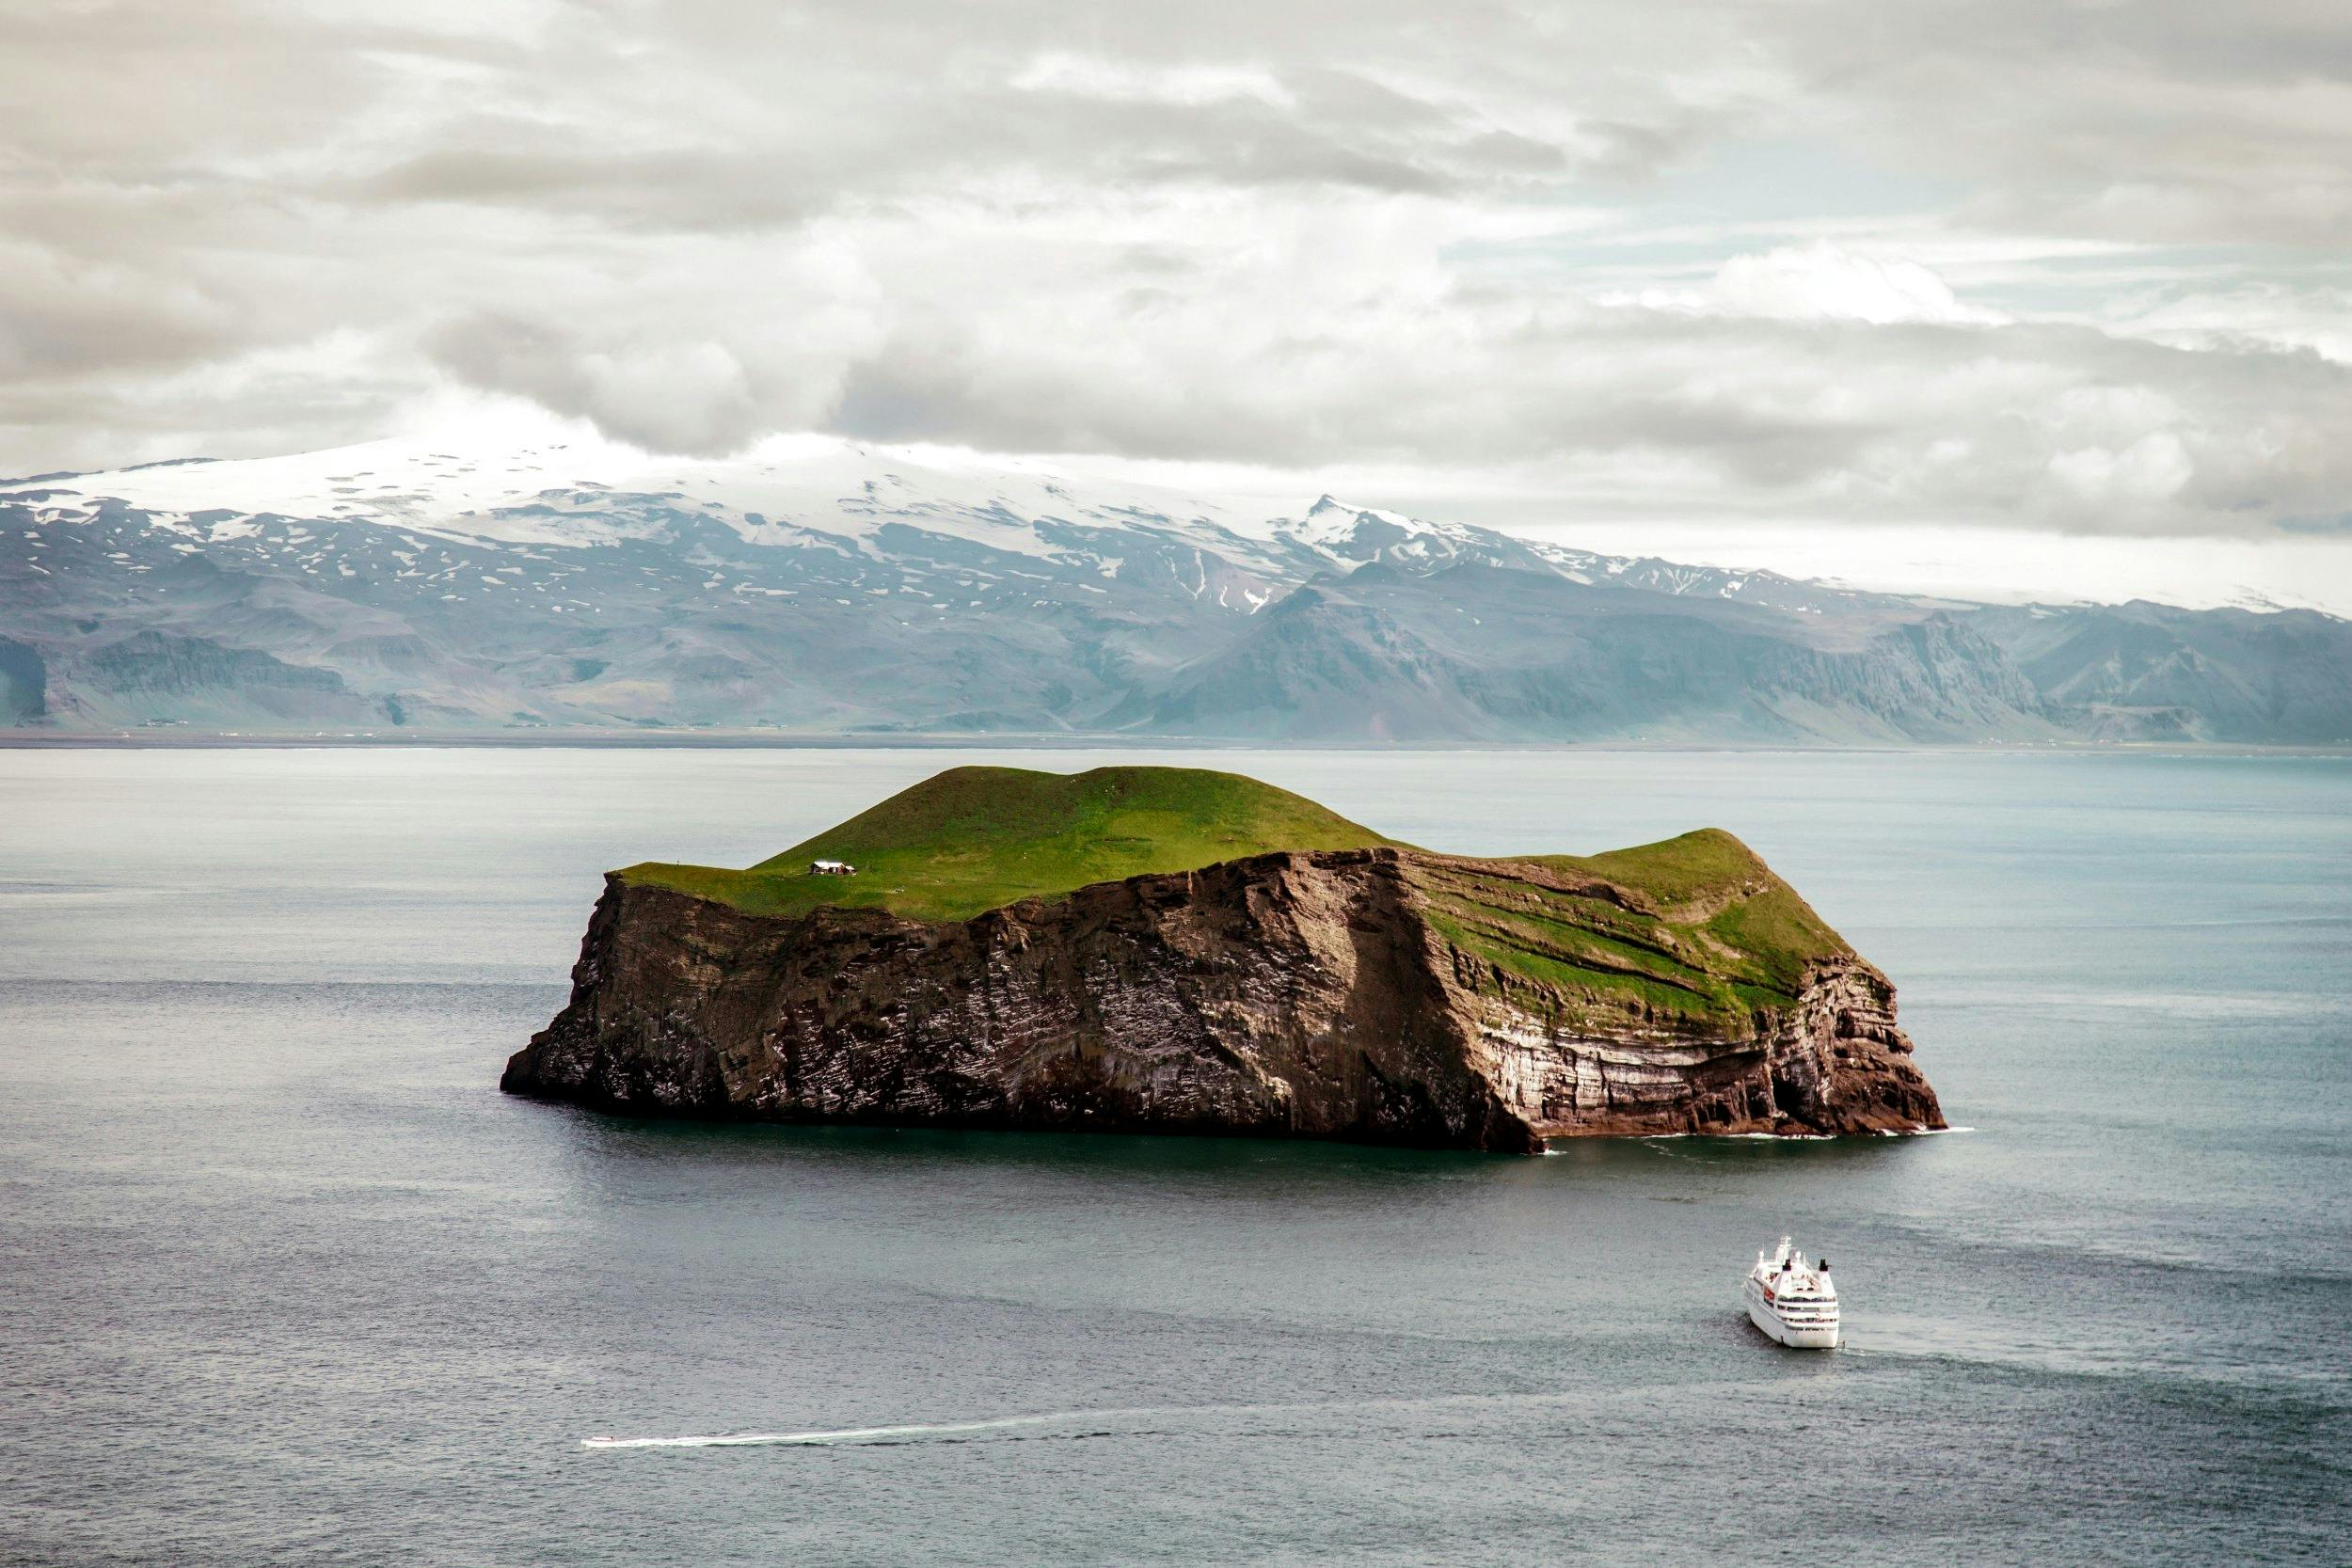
3, 746, 2346, 1565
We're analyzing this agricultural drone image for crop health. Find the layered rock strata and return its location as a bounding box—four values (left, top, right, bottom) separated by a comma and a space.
503, 847, 1943, 1153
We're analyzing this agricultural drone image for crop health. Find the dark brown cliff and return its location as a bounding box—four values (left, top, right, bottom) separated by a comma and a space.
502, 846, 1942, 1153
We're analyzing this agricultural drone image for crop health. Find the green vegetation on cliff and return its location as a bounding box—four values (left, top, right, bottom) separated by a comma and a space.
1411, 831, 1851, 1035
617, 766, 1856, 1037
622, 765, 1399, 922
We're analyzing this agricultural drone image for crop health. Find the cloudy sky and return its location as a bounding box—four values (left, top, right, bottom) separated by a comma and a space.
7, 0, 2352, 604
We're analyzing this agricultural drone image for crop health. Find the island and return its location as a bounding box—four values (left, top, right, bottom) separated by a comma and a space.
501, 766, 1944, 1152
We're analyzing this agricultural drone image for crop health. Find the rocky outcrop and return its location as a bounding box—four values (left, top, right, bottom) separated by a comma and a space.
503, 847, 1943, 1152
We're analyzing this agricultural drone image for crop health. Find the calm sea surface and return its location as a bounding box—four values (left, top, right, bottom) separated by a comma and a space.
3, 747, 2347, 1566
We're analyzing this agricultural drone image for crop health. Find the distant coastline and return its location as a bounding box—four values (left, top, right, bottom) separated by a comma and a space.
11, 447, 2349, 749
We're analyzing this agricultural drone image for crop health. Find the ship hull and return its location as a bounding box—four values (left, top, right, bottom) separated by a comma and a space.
1742, 1280, 1839, 1348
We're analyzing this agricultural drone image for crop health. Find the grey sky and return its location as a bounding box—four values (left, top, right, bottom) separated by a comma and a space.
6, 0, 2352, 555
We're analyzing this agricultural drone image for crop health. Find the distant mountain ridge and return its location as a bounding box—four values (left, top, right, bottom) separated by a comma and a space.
3, 436, 2347, 743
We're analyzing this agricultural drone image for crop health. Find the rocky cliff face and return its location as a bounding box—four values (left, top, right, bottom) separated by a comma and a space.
502, 847, 1943, 1152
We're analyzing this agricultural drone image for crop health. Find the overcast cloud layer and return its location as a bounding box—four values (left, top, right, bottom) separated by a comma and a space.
6, 0, 2352, 554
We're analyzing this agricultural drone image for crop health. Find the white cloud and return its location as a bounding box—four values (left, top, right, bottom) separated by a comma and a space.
2101, 282, 2352, 365
1010, 53, 1295, 108
4, 0, 2352, 565
2047, 431, 2196, 506
1507, 515, 2352, 615
1709, 243, 2007, 325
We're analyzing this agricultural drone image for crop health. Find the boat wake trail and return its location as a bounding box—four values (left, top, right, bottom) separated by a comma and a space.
581, 1412, 1109, 1449
580, 1391, 1549, 1452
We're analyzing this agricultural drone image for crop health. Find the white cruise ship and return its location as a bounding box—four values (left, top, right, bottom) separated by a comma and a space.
1743, 1237, 1840, 1348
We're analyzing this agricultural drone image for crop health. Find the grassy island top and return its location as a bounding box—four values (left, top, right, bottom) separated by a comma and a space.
621, 765, 1403, 923
619, 765, 1853, 1025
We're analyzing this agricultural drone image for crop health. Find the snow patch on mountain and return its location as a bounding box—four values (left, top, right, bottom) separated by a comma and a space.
8, 430, 1309, 577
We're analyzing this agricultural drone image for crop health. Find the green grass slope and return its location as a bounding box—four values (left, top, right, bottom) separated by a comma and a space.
1412, 831, 1852, 1034
621, 765, 1401, 922
621, 767, 1855, 1032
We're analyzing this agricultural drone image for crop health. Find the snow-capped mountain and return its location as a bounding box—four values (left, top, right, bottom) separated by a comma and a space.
3, 433, 2347, 743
